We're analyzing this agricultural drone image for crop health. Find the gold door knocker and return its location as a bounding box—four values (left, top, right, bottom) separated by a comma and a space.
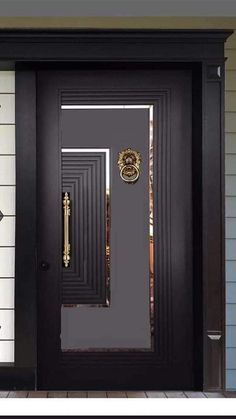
118, 148, 141, 184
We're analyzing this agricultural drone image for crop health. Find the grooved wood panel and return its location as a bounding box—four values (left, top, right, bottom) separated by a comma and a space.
62, 151, 107, 304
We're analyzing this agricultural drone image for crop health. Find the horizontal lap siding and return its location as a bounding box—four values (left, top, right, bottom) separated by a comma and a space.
225, 33, 236, 389
0, 71, 15, 363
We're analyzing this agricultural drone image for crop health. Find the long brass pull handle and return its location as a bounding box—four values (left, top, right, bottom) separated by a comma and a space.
63, 192, 71, 268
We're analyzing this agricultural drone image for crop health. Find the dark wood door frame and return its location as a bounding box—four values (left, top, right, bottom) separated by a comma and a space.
0, 29, 232, 390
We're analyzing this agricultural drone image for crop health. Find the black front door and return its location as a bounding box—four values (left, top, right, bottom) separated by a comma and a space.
37, 67, 194, 390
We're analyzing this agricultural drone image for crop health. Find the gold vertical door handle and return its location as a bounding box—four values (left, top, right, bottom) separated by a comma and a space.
63, 192, 71, 268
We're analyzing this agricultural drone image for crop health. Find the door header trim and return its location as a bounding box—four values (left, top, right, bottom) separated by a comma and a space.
0, 29, 232, 67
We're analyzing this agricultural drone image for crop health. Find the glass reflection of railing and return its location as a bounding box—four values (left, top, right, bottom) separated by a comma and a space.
149, 106, 155, 342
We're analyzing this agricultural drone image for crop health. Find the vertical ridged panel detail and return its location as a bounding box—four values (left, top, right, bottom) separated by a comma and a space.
62, 152, 106, 304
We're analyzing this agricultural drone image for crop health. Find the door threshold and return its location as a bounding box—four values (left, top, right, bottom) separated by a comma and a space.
1, 391, 230, 398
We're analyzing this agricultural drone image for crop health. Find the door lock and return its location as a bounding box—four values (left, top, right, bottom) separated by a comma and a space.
40, 261, 50, 271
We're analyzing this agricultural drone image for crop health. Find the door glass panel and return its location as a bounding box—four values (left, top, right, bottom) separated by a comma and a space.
60, 105, 154, 351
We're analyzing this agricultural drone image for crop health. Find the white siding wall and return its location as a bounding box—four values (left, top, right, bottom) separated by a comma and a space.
0, 71, 15, 363
225, 32, 236, 390
0, 38, 236, 382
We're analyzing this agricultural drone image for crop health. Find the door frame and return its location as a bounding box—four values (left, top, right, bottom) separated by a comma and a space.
0, 29, 232, 390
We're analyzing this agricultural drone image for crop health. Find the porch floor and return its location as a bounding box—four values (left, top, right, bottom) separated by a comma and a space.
0, 391, 235, 398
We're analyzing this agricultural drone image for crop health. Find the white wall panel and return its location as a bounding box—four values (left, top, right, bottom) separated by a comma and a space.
0, 94, 15, 124
225, 133, 236, 153
0, 341, 14, 363
0, 279, 14, 309
226, 197, 236, 217
226, 176, 236, 196
0, 71, 15, 93
225, 92, 236, 111
0, 156, 15, 185
0, 125, 15, 154
0, 186, 15, 215
0, 217, 15, 246
226, 218, 236, 239
226, 261, 236, 282
226, 71, 236, 91
226, 154, 236, 174
0, 248, 15, 277
0, 310, 14, 339
226, 325, 236, 347
226, 348, 236, 369
226, 239, 236, 260
226, 112, 236, 133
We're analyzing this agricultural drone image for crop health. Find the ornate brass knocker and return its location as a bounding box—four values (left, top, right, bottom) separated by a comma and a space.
117, 148, 141, 184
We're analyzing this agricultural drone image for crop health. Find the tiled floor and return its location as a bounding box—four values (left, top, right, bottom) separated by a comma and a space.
0, 391, 235, 398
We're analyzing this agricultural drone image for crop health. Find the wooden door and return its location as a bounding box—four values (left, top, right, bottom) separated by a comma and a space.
37, 68, 193, 390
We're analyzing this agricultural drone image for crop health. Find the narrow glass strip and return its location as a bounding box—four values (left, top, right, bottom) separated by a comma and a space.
61, 105, 151, 110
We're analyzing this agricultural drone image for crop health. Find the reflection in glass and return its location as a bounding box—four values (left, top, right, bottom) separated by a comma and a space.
149, 106, 154, 348
61, 105, 155, 352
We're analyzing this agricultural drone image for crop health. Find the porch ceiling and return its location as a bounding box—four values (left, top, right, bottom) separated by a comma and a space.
0, 17, 235, 29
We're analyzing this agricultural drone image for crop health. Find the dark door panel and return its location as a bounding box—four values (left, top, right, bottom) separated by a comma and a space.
37, 69, 193, 390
